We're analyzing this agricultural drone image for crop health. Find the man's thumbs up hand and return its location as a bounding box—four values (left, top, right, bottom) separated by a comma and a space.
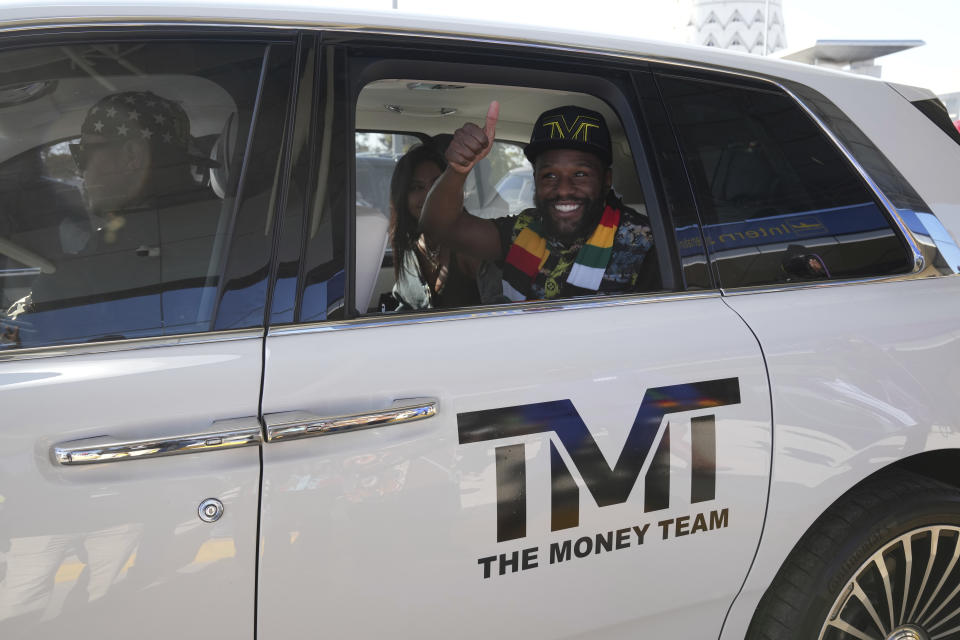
446, 101, 499, 175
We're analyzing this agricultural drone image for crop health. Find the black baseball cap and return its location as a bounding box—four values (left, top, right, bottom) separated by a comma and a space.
524, 105, 613, 167
78, 90, 215, 167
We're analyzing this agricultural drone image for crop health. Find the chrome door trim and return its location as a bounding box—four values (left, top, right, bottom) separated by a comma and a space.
52, 418, 262, 466
0, 328, 264, 362
268, 290, 721, 337
721, 271, 958, 297
264, 399, 438, 442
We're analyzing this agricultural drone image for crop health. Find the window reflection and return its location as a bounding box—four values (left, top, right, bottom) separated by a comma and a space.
0, 43, 268, 349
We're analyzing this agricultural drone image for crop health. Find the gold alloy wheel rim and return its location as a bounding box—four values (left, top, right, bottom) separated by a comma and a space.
819, 526, 960, 640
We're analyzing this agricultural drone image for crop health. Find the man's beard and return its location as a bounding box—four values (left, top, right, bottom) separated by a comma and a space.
534, 194, 606, 244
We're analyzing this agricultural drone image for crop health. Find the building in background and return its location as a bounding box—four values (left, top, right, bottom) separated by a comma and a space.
781, 40, 924, 78
685, 0, 786, 55
676, 2, 955, 124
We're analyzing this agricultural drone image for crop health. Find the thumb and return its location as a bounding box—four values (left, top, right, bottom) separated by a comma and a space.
484, 100, 499, 146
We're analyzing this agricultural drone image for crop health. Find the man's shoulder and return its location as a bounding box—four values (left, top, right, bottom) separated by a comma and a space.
610, 200, 654, 255
490, 212, 523, 261
494, 211, 524, 224
617, 202, 651, 230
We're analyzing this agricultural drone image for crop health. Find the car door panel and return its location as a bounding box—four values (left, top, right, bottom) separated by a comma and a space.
0, 338, 262, 639
258, 297, 770, 638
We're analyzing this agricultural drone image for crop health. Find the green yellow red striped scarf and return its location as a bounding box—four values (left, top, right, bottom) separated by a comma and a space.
502, 204, 621, 301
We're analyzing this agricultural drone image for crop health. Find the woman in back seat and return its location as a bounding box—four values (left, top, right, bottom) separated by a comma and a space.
389, 143, 480, 310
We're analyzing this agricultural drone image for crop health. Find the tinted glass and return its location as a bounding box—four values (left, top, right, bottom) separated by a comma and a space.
632, 71, 712, 290
911, 97, 960, 148
214, 43, 295, 331
0, 41, 268, 350
269, 42, 320, 326
298, 46, 347, 323
657, 73, 911, 288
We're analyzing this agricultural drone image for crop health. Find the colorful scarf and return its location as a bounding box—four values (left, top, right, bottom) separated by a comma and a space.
501, 204, 621, 301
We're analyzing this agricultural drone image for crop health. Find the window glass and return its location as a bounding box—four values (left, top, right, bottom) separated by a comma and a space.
213, 43, 295, 331
463, 141, 532, 219
297, 46, 347, 324
632, 71, 713, 290
351, 79, 659, 316
0, 41, 268, 350
355, 132, 422, 216
269, 42, 320, 326
353, 131, 533, 313
657, 73, 911, 288
911, 97, 960, 147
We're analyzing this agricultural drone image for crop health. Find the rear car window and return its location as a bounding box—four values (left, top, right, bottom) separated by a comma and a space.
909, 97, 960, 147
657, 72, 912, 288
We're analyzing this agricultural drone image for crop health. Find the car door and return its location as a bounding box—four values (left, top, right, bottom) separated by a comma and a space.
255, 37, 773, 638
643, 66, 960, 638
0, 31, 296, 639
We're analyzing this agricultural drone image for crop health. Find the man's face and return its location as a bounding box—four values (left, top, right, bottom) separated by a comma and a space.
74, 134, 146, 214
533, 149, 611, 241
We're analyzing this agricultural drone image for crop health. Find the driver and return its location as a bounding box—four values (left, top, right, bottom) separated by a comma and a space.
3, 90, 215, 348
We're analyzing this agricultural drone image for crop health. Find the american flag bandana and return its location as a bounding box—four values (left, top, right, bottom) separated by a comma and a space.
81, 90, 191, 152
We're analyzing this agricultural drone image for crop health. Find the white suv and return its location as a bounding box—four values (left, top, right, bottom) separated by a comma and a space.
2, 4, 960, 640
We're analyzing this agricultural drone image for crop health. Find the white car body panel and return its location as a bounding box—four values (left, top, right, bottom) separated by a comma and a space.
259, 297, 770, 638
0, 338, 262, 639
720, 277, 960, 638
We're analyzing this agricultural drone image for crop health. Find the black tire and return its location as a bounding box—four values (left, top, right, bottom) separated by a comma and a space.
747, 469, 960, 640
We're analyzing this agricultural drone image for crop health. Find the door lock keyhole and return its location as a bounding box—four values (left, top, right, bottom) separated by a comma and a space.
198, 498, 224, 523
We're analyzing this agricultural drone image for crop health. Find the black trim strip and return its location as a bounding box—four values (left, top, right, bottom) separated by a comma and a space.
495, 443, 527, 543
691, 414, 716, 503
550, 440, 579, 533
644, 423, 670, 513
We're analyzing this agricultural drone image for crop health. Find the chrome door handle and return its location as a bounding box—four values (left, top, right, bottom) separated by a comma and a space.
264, 398, 438, 442
52, 417, 262, 466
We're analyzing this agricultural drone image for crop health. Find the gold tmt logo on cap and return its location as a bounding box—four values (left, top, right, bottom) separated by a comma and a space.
541, 114, 600, 143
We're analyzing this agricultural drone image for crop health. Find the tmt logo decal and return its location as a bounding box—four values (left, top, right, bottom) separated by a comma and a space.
540, 114, 601, 143
457, 378, 740, 542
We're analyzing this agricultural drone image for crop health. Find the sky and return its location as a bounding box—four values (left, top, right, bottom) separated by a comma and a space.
320, 0, 960, 94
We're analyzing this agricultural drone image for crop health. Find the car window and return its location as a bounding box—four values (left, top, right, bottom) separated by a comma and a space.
353, 133, 530, 220
495, 169, 535, 213
352, 130, 533, 313
0, 41, 272, 350
349, 78, 658, 316
355, 132, 422, 214
657, 72, 912, 288
463, 140, 532, 219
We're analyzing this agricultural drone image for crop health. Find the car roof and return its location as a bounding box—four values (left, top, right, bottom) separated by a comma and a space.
0, 0, 896, 90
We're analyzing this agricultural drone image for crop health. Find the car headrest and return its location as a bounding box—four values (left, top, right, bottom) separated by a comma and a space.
209, 112, 238, 199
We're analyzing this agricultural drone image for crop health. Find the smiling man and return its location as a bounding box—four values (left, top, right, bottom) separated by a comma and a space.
421, 102, 656, 302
